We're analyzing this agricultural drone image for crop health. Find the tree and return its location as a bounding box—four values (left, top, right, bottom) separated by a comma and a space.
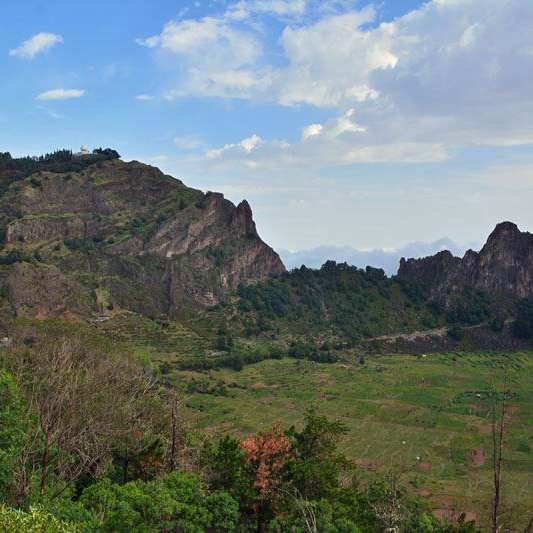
2, 335, 163, 499
490, 388, 508, 533
240, 426, 292, 530
0, 371, 30, 503
206, 435, 254, 503
286, 410, 350, 500
79, 472, 238, 532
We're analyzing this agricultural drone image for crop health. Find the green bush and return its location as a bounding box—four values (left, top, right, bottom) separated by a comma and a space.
0, 505, 78, 532
79, 472, 238, 532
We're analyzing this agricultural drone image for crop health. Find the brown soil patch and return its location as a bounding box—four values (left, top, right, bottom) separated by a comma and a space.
469, 448, 486, 467
417, 489, 432, 498
250, 382, 267, 389
355, 458, 383, 470
417, 462, 432, 472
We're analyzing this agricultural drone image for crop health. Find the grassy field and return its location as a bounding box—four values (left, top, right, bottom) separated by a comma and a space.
174, 352, 533, 531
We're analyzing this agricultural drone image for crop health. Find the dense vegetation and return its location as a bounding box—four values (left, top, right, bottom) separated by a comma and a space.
229, 261, 444, 341
0, 324, 480, 532
512, 297, 533, 339
0, 148, 120, 187
207, 261, 503, 353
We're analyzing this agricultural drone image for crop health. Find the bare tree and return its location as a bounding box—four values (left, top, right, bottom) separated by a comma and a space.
162, 388, 188, 473
3, 335, 163, 499
490, 387, 508, 533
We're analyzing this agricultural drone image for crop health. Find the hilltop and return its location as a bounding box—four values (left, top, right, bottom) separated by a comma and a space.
0, 149, 284, 320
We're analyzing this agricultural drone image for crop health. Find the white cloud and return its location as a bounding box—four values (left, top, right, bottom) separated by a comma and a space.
206, 134, 264, 159
142, 0, 533, 169
10, 33, 63, 59
135, 94, 154, 101
135, 36, 160, 48
274, 7, 397, 107
36, 89, 85, 101
302, 124, 323, 140
137, 16, 263, 99
174, 135, 204, 150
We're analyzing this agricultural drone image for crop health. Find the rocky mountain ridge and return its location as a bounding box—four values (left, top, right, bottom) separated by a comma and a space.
398, 221, 533, 304
0, 154, 284, 319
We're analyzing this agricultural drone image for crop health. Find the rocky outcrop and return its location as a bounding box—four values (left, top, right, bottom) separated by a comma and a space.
0, 158, 285, 318
398, 222, 533, 302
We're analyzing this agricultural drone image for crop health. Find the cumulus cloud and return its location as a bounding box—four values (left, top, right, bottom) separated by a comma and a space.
206, 134, 264, 160
141, 0, 533, 168
10, 33, 63, 59
198, 105, 447, 169
273, 7, 396, 107
137, 16, 263, 99
36, 89, 85, 100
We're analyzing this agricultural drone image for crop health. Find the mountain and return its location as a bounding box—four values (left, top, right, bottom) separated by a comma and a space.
216, 222, 533, 349
0, 150, 284, 319
398, 221, 533, 305
279, 238, 474, 275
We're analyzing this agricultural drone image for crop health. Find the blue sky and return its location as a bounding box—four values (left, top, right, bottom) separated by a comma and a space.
1, 0, 533, 253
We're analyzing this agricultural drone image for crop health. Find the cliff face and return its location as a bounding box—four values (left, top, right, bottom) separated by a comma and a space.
398, 222, 533, 303
0, 158, 285, 318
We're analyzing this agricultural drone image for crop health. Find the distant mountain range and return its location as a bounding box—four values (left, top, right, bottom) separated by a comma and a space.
279, 239, 479, 275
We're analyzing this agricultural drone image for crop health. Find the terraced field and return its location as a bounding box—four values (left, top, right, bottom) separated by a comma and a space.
176, 352, 533, 531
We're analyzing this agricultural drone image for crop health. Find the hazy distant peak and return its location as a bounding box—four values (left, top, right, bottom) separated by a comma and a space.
278, 238, 478, 275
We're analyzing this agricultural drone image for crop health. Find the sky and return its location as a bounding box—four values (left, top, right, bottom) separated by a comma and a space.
1, 0, 533, 253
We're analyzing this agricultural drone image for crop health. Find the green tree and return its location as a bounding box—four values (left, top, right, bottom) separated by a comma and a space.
79, 472, 238, 532
286, 410, 350, 500
0, 371, 30, 503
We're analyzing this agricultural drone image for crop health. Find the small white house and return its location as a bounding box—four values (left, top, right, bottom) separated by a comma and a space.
75, 145, 90, 157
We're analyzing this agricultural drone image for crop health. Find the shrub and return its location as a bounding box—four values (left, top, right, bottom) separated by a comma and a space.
0, 505, 78, 532
79, 473, 238, 532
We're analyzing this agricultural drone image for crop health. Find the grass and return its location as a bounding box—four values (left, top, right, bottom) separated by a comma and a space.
172, 352, 533, 531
